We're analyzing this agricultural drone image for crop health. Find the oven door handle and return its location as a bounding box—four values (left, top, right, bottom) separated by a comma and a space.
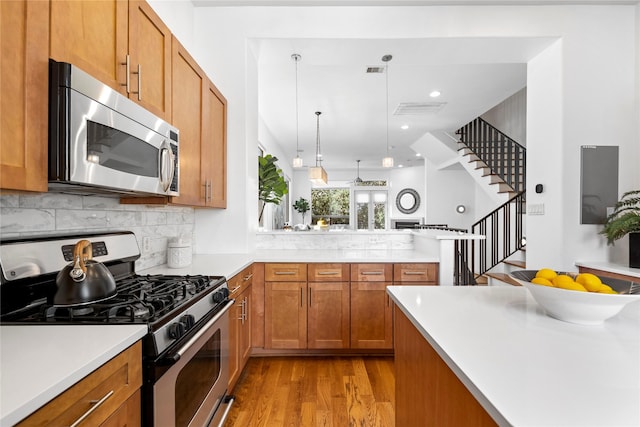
166, 299, 234, 364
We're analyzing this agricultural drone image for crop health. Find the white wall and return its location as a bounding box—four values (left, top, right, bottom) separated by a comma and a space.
425, 160, 477, 230
147, 3, 639, 270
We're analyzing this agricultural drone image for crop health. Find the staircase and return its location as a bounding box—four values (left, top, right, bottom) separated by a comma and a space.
455, 117, 527, 286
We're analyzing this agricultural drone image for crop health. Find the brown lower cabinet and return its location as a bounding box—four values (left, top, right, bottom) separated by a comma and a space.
17, 342, 142, 427
260, 262, 438, 351
394, 307, 496, 426
228, 266, 253, 391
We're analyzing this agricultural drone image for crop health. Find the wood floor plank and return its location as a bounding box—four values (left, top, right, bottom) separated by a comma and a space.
226, 356, 394, 427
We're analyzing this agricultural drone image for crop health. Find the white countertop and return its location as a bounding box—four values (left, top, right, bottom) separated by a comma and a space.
0, 325, 147, 427
387, 286, 640, 427
140, 250, 437, 278
575, 261, 640, 279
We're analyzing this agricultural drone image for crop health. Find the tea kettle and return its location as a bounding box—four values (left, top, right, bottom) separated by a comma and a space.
54, 240, 117, 307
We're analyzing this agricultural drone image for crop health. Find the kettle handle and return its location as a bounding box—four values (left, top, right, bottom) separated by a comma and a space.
69, 240, 92, 282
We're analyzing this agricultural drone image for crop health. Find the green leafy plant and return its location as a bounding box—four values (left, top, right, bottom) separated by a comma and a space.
293, 197, 310, 224
600, 190, 640, 245
258, 154, 288, 223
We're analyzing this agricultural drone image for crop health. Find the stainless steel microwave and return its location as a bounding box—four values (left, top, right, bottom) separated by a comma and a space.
48, 59, 179, 197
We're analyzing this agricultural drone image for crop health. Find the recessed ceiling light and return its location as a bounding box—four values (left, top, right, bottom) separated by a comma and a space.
430, 90, 441, 98
398, 164, 404, 168
415, 153, 421, 157
401, 125, 409, 130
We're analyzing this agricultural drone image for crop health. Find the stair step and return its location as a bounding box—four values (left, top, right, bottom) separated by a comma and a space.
504, 259, 526, 269
486, 272, 522, 287
474, 275, 489, 285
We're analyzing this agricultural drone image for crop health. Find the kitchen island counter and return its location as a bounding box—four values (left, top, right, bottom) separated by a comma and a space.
387, 285, 640, 426
0, 324, 147, 427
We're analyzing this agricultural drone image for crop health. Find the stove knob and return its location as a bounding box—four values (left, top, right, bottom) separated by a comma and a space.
212, 288, 229, 303
168, 322, 186, 339
181, 314, 195, 330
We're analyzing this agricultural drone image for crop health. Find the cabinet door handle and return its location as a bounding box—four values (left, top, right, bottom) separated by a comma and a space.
69, 390, 114, 427
121, 55, 130, 93
317, 271, 339, 276
243, 273, 253, 281
230, 285, 241, 294
300, 287, 304, 307
274, 271, 296, 275
132, 64, 141, 101
403, 271, 425, 275
362, 271, 383, 275
308, 287, 312, 307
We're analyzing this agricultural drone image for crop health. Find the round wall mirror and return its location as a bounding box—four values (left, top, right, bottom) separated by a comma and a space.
396, 188, 420, 214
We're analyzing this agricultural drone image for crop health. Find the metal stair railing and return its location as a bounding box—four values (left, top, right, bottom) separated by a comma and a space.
456, 117, 526, 193
471, 191, 526, 277
414, 225, 477, 285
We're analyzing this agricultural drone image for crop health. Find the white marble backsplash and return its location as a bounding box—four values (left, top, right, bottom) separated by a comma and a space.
0, 193, 195, 271
256, 231, 414, 250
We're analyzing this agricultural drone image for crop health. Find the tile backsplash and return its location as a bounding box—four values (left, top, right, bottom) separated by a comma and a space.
0, 193, 194, 271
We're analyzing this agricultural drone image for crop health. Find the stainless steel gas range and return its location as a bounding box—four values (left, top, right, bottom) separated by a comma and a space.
0, 231, 234, 427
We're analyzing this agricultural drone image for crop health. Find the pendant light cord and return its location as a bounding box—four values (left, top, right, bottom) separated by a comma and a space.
315, 111, 321, 167
295, 55, 300, 156
386, 61, 389, 157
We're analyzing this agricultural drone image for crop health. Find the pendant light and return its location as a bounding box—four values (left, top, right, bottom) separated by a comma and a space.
382, 54, 394, 168
353, 160, 363, 184
308, 111, 328, 185
292, 54, 303, 168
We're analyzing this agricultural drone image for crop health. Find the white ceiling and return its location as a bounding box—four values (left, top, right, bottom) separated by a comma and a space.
255, 37, 554, 170
191, 0, 635, 171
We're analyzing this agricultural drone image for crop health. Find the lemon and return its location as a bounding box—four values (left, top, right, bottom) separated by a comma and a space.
576, 273, 603, 291
552, 275, 587, 292
531, 277, 554, 287
597, 284, 617, 294
536, 268, 558, 280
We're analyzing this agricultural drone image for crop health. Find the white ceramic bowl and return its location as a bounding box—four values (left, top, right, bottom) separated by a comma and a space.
510, 270, 640, 325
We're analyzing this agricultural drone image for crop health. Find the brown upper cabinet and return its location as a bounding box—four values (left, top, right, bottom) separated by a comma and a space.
0, 0, 49, 192
50, 0, 172, 121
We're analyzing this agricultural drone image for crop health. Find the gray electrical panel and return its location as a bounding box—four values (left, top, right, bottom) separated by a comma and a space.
580, 145, 619, 224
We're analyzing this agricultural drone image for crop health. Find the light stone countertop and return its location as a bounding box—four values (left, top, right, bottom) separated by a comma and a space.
575, 261, 640, 279
387, 285, 640, 427
0, 325, 147, 427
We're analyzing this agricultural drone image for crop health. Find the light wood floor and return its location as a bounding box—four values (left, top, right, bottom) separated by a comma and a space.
224, 356, 395, 427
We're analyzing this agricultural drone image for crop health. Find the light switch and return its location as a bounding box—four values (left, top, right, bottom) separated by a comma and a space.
527, 203, 545, 215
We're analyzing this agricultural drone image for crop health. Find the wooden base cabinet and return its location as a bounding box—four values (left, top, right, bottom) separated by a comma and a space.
307, 263, 350, 349
395, 308, 496, 427
350, 264, 393, 349
264, 264, 350, 350
229, 266, 253, 390
17, 342, 142, 427
0, 0, 49, 192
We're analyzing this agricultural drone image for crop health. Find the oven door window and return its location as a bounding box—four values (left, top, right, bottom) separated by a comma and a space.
87, 121, 158, 177
175, 329, 222, 427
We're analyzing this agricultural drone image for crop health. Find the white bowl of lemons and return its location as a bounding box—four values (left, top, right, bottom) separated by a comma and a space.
510, 269, 640, 325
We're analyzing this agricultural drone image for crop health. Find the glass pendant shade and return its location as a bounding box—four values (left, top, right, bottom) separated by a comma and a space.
382, 156, 394, 168
293, 155, 303, 168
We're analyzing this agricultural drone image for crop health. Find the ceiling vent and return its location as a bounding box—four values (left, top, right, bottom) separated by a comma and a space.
366, 66, 385, 73
394, 102, 447, 115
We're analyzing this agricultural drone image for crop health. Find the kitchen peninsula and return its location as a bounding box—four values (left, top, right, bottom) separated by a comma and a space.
388, 285, 640, 426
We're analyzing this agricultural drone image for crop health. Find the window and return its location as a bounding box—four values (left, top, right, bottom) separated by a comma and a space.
311, 188, 350, 226
355, 189, 388, 230
309, 183, 389, 230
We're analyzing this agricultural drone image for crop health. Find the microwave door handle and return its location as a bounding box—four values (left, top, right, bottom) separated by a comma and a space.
159, 145, 175, 192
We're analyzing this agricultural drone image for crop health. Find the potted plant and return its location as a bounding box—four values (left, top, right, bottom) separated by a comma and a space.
258, 154, 288, 224
600, 189, 640, 268
293, 197, 310, 225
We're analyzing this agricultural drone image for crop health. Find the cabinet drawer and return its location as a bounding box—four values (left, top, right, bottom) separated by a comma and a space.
350, 264, 393, 282
308, 263, 349, 282
228, 265, 254, 296
265, 263, 307, 281
18, 341, 142, 427
394, 263, 438, 284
